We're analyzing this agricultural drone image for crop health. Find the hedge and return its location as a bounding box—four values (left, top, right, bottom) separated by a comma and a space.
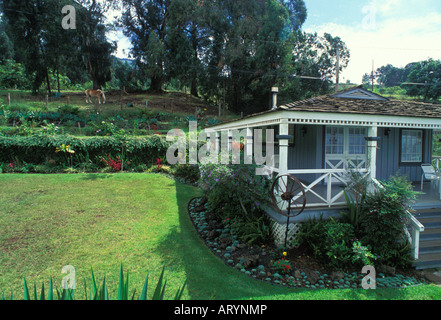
0, 134, 172, 166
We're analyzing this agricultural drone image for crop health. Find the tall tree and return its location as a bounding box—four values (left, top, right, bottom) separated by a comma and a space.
1, 0, 115, 93
2, 0, 58, 93
75, 0, 116, 90
167, 0, 209, 97
0, 15, 14, 62
120, 0, 171, 93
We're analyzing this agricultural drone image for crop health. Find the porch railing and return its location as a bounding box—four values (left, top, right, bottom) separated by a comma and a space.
372, 178, 424, 260
287, 168, 369, 208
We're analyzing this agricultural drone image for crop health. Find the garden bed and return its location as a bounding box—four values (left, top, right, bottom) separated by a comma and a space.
187, 196, 427, 290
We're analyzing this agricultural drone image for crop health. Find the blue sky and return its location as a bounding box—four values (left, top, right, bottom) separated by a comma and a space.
303, 0, 441, 83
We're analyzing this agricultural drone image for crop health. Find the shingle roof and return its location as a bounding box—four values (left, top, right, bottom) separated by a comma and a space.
280, 86, 441, 119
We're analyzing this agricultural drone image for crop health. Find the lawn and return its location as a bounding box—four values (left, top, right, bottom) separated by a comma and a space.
1, 173, 441, 300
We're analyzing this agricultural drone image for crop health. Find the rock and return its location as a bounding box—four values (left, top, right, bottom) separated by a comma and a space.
305, 271, 320, 285
207, 229, 220, 239
331, 271, 345, 281
238, 254, 259, 268
423, 271, 441, 284
378, 264, 396, 276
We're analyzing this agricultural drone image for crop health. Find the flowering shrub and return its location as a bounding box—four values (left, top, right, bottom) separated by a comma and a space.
351, 240, 377, 266
272, 257, 292, 274
95, 121, 123, 136
104, 154, 122, 172
156, 158, 163, 172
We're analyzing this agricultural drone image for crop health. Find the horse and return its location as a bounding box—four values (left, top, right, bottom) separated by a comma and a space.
85, 89, 106, 104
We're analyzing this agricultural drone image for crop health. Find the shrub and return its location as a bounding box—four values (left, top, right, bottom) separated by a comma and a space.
173, 164, 200, 183
358, 174, 416, 268
199, 162, 273, 245
299, 218, 376, 269
199, 163, 271, 216
0, 134, 171, 168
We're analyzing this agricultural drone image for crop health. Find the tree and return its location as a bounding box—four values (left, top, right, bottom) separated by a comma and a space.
75, 0, 116, 90
404, 59, 441, 103
120, 0, 171, 93
375, 64, 406, 87
1, 0, 115, 93
0, 17, 14, 62
1, 0, 59, 93
167, 0, 209, 97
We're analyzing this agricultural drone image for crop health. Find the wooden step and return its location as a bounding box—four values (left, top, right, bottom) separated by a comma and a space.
413, 209, 441, 269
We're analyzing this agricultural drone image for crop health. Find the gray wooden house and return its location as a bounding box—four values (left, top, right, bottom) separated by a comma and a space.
206, 86, 441, 268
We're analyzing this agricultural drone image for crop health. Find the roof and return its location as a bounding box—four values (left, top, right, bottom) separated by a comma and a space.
280, 86, 441, 119
205, 86, 441, 131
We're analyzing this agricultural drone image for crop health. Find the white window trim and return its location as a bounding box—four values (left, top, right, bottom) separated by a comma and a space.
401, 129, 423, 164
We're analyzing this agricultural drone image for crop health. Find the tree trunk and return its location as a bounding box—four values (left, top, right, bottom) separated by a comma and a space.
149, 76, 164, 93
45, 67, 52, 96
190, 76, 198, 97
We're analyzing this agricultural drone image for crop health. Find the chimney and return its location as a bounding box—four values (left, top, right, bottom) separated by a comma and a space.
271, 87, 279, 110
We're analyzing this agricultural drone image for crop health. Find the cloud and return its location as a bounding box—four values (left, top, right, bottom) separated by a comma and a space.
305, 6, 441, 83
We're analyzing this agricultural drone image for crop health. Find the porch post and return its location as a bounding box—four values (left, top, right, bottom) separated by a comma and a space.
367, 126, 378, 185
279, 119, 289, 176
246, 127, 253, 164
214, 132, 220, 154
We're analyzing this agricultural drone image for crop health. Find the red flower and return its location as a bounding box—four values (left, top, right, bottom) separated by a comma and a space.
8, 162, 14, 168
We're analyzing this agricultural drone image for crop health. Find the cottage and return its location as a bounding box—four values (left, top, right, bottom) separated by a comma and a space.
205, 85, 441, 268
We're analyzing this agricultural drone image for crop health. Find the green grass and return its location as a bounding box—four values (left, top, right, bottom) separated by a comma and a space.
1, 173, 441, 300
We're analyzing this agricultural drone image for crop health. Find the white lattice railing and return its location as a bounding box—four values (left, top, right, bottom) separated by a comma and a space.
287, 168, 369, 208
372, 178, 424, 260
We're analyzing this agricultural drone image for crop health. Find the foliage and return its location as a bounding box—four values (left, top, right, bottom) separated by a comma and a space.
2, 265, 185, 300
233, 212, 275, 246
299, 217, 375, 269
404, 58, 441, 102
340, 170, 369, 229
94, 121, 124, 136
173, 164, 200, 183
103, 154, 122, 172
0, 59, 30, 89
0, 134, 171, 168
351, 240, 377, 267
272, 257, 292, 275
358, 174, 416, 268
199, 162, 272, 216
199, 162, 274, 245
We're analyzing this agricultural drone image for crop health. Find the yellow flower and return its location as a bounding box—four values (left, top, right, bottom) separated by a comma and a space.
283, 252, 287, 256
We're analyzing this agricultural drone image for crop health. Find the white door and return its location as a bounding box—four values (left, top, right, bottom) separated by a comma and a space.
325, 126, 367, 182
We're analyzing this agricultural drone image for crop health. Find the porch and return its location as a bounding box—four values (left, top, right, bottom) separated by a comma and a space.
204, 86, 441, 268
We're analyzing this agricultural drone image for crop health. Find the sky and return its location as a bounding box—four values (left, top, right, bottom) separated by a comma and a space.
107, 0, 441, 85
303, 0, 441, 83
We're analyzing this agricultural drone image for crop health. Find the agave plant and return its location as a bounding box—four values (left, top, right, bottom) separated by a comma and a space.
3, 265, 186, 301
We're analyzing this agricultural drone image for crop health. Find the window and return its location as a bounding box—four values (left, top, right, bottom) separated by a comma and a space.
325, 127, 344, 154
325, 127, 367, 156
401, 130, 423, 163
348, 128, 367, 155
325, 126, 368, 170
